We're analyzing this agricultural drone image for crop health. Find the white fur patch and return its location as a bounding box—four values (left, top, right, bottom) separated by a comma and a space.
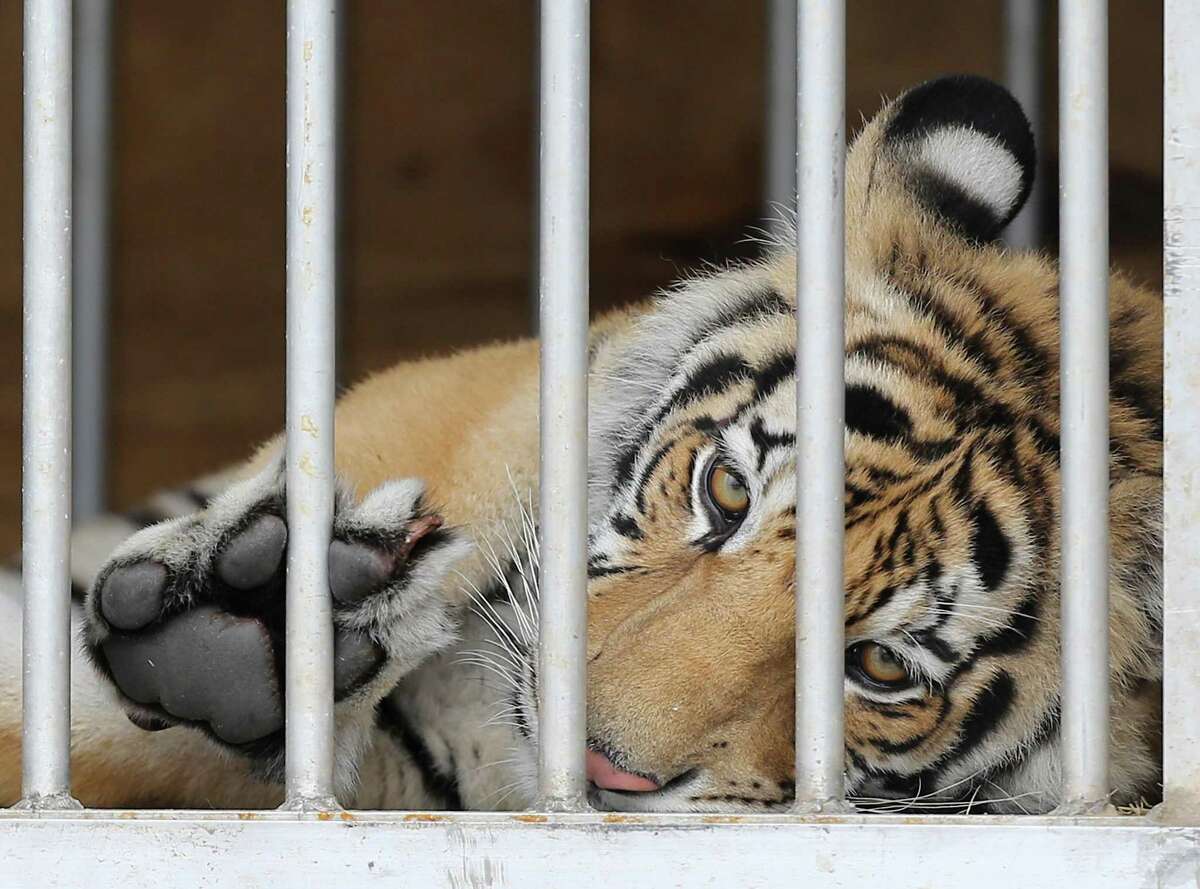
917, 126, 1023, 220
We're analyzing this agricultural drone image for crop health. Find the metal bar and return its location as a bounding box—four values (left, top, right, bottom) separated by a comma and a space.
529, 12, 542, 337
1056, 0, 1111, 812
19, 0, 79, 810
765, 0, 797, 234
1002, 0, 1045, 249
536, 0, 589, 811
284, 0, 340, 809
1, 812, 1197, 888
71, 0, 113, 522
793, 0, 847, 812
1162, 0, 1200, 824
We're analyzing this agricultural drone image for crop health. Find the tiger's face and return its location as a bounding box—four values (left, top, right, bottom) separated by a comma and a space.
511, 76, 1163, 814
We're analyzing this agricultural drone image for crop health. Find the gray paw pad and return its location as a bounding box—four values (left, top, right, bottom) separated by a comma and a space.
99, 561, 168, 631
216, 514, 287, 590
329, 539, 393, 605
334, 629, 385, 696
102, 605, 283, 745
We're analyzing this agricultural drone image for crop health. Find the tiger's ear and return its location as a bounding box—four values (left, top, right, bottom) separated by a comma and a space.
854, 75, 1036, 243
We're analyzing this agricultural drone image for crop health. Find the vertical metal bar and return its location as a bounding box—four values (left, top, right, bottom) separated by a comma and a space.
284, 0, 340, 810
1162, 0, 1200, 824
20, 0, 79, 810
1057, 0, 1111, 812
765, 0, 797, 234
332, 6, 347, 389
1002, 0, 1045, 250
529, 12, 542, 337
71, 0, 113, 522
536, 0, 589, 812
793, 0, 847, 812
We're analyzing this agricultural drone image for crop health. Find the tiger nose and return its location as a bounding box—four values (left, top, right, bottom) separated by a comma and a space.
585, 749, 660, 792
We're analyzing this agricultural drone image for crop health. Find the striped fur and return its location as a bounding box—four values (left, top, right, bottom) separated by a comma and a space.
0, 77, 1162, 814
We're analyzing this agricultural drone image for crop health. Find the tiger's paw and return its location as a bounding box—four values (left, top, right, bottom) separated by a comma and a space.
83, 462, 471, 762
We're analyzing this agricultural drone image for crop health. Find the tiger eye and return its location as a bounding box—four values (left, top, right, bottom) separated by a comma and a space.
858, 642, 910, 686
707, 464, 750, 516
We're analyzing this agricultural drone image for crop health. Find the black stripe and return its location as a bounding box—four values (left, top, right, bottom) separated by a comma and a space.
634, 440, 675, 514
587, 563, 639, 579
614, 354, 752, 489
611, 513, 644, 541
941, 671, 1015, 766
675, 288, 791, 358
377, 697, 463, 810
845, 384, 913, 442
1109, 340, 1164, 442
747, 417, 794, 472
850, 336, 1016, 434
911, 630, 959, 664
846, 482, 875, 509
848, 585, 896, 623
750, 350, 794, 403
969, 501, 1011, 591
952, 272, 1053, 381
974, 591, 1040, 656
905, 284, 1001, 376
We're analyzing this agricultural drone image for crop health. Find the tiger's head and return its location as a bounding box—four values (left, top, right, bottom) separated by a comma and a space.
507, 75, 1163, 814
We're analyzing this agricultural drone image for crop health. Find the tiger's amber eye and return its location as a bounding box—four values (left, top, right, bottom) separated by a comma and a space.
858, 642, 910, 685
706, 463, 750, 516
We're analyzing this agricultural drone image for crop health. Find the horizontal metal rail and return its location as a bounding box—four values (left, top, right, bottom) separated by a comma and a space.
0, 812, 1196, 888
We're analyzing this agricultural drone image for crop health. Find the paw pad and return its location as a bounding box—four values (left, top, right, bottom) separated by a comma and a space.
103, 605, 283, 745
99, 561, 167, 631
216, 514, 287, 590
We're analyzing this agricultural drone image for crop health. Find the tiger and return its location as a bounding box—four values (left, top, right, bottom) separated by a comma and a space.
0, 75, 1163, 815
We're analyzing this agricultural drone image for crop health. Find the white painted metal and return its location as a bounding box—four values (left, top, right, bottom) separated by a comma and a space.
1162, 0, 1200, 824
1057, 0, 1111, 811
765, 0, 797, 232
536, 0, 590, 812
0, 812, 1197, 888
71, 0, 113, 521
1002, 0, 1045, 250
19, 0, 80, 811
284, 0, 340, 809
793, 0, 847, 811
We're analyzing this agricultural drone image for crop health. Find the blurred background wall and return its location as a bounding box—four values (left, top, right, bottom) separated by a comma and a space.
0, 1, 1163, 551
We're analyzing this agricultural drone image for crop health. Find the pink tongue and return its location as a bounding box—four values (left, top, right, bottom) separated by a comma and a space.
586, 750, 660, 792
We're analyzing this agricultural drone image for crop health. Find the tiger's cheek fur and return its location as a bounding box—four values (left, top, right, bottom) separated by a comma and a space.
585, 442, 798, 784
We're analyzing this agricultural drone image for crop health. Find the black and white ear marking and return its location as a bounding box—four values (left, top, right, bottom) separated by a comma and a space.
886, 75, 1036, 242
